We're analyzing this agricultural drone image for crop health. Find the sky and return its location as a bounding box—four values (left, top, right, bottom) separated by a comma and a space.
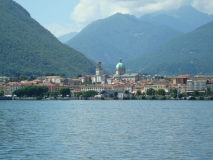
13, 0, 213, 37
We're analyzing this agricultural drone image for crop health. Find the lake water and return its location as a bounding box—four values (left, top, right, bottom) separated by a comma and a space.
0, 100, 213, 159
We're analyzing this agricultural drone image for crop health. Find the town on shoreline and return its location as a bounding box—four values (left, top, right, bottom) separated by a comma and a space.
1, 59, 213, 101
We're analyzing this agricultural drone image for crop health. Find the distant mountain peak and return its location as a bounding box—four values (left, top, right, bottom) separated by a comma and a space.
177, 5, 206, 15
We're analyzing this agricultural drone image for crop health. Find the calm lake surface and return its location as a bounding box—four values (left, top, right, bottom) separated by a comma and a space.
0, 100, 213, 159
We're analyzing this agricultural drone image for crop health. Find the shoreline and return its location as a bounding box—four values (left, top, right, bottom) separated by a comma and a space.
1, 96, 212, 101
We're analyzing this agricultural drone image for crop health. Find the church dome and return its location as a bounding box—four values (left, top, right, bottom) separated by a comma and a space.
116, 58, 125, 69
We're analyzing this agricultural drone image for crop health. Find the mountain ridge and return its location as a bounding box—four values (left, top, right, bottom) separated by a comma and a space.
140, 5, 213, 33
127, 21, 213, 75
66, 13, 182, 68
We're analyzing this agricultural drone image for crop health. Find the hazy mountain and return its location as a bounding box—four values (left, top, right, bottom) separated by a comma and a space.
128, 21, 213, 75
0, 0, 95, 77
58, 32, 78, 43
140, 5, 213, 33
66, 13, 182, 69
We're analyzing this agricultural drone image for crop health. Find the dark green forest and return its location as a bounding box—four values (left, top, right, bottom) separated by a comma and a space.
128, 21, 213, 75
0, 0, 95, 77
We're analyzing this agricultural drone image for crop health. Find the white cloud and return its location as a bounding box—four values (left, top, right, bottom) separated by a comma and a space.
48, 0, 213, 37
70, 0, 213, 24
70, 0, 186, 21
192, 0, 213, 14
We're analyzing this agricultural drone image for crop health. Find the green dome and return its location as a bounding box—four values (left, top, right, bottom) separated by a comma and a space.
116, 62, 125, 69
116, 58, 125, 69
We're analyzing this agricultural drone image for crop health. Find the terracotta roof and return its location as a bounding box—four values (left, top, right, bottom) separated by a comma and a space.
37, 83, 55, 87
81, 84, 104, 87
207, 80, 213, 84
134, 85, 143, 89
7, 82, 22, 86
173, 74, 190, 78
45, 76, 61, 78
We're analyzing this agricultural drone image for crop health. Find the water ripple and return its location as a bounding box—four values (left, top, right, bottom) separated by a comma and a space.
0, 100, 213, 159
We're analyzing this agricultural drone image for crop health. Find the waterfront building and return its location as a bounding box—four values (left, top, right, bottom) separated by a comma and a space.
91, 62, 110, 84
172, 74, 190, 85
43, 76, 62, 84
206, 79, 213, 92
4, 82, 23, 95
66, 78, 82, 86
80, 84, 104, 92
143, 80, 167, 92
186, 76, 207, 93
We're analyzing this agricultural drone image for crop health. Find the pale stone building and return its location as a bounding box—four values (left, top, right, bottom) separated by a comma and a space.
113, 58, 142, 82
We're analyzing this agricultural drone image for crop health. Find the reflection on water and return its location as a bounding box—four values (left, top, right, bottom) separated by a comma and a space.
0, 100, 213, 159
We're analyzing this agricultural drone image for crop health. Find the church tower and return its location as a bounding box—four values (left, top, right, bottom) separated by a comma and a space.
116, 58, 125, 75
96, 61, 102, 75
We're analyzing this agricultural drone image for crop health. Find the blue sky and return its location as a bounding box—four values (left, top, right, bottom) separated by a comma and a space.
13, 0, 213, 37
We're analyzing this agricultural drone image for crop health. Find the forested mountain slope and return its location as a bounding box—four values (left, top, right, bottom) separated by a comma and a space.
128, 21, 213, 75
0, 0, 95, 77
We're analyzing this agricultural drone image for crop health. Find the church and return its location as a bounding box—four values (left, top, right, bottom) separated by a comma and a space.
91, 58, 142, 84
113, 58, 142, 82
91, 61, 109, 84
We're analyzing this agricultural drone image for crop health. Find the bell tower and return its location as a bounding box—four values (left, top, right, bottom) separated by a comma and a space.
96, 61, 102, 75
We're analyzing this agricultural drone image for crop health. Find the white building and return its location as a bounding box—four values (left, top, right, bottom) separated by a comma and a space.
113, 58, 142, 82
43, 76, 61, 84
186, 76, 207, 92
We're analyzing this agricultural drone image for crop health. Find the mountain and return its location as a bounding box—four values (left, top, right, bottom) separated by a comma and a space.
140, 5, 213, 33
58, 32, 78, 43
66, 13, 182, 69
0, 0, 95, 77
128, 21, 213, 75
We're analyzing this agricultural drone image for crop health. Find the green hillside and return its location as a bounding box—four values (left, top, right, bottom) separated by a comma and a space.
128, 21, 213, 75
0, 0, 95, 77
66, 13, 182, 67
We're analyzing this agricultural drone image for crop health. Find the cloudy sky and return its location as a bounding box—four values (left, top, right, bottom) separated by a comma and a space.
13, 0, 213, 37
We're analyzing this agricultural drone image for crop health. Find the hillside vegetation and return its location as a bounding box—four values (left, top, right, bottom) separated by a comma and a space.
0, 0, 95, 77
128, 21, 213, 75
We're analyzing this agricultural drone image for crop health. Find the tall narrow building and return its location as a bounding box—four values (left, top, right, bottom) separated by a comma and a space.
96, 61, 102, 75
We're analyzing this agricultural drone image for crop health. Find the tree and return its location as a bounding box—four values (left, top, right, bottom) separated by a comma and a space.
75, 92, 83, 97
157, 89, 165, 96
76, 74, 82, 78
136, 90, 141, 96
206, 87, 212, 96
178, 93, 183, 99
146, 88, 156, 95
169, 88, 177, 98
82, 90, 98, 97
60, 73, 66, 78
13, 86, 49, 97
113, 92, 118, 98
28, 75, 37, 81
0, 90, 4, 96
193, 90, 199, 97
59, 87, 70, 97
